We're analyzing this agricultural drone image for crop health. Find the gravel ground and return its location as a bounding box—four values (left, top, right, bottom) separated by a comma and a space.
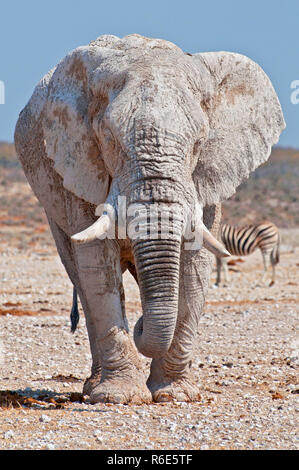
0, 213, 298, 449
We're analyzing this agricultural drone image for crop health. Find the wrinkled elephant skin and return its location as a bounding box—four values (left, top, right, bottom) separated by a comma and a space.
14, 34, 285, 404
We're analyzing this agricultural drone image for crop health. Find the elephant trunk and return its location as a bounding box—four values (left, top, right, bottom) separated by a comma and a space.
132, 204, 183, 358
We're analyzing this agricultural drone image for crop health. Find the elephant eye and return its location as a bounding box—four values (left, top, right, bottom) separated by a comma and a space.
193, 139, 202, 156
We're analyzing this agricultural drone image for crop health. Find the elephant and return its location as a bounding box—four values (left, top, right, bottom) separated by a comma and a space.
14, 34, 285, 404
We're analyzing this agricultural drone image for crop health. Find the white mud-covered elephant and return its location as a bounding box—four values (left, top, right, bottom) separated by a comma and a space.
14, 34, 285, 404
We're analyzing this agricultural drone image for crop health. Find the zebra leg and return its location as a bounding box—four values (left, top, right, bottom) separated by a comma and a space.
269, 250, 277, 287
260, 251, 270, 286
223, 257, 230, 285
270, 263, 276, 287
269, 241, 280, 286
215, 257, 222, 286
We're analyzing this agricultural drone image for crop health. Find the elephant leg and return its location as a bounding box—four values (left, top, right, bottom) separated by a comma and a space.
73, 239, 151, 404
147, 205, 221, 402
47, 216, 101, 395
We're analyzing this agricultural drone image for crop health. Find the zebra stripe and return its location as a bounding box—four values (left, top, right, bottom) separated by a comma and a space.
216, 221, 280, 286
221, 222, 280, 257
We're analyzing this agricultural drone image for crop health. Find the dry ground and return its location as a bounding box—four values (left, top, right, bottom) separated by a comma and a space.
0, 177, 298, 450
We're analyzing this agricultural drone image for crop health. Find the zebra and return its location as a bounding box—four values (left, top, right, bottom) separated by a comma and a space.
215, 221, 280, 287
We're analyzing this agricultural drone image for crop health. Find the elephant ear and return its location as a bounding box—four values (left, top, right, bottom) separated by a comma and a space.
191, 52, 285, 206
41, 47, 110, 206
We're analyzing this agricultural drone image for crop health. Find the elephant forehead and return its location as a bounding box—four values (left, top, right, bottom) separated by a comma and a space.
52, 36, 189, 99
106, 70, 208, 140
90, 49, 188, 97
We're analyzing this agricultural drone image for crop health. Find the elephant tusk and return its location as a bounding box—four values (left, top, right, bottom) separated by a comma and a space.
71, 214, 111, 244
202, 224, 230, 258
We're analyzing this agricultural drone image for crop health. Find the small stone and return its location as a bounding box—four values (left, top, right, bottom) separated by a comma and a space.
272, 392, 284, 400
223, 362, 233, 368
46, 443, 55, 450
94, 430, 103, 443
39, 414, 51, 423
4, 430, 14, 439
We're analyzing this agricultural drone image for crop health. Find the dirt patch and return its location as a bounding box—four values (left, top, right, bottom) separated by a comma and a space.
0, 307, 53, 317
0, 390, 84, 409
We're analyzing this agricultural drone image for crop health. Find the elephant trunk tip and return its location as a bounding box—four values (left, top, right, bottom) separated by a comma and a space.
133, 316, 172, 358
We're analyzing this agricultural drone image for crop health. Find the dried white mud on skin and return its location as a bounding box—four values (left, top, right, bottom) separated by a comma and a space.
0, 237, 298, 449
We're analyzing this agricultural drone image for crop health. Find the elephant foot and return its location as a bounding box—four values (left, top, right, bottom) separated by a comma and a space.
83, 370, 101, 396
147, 377, 201, 403
88, 327, 152, 404
90, 376, 152, 405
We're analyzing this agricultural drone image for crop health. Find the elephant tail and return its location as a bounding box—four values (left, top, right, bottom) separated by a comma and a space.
70, 287, 80, 333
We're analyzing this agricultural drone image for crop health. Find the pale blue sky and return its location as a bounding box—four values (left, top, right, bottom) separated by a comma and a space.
0, 0, 298, 147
